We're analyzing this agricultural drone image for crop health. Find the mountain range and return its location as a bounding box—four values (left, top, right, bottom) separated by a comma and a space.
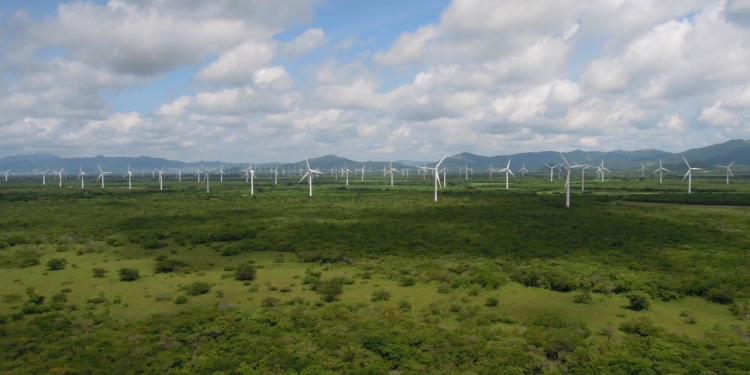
1, 139, 748, 175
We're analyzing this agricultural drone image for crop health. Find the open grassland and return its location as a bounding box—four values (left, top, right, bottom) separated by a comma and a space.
1, 175, 750, 374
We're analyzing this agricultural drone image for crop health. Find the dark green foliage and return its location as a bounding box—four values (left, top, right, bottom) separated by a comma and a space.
370, 290, 391, 302
398, 276, 417, 287
87, 296, 106, 304
485, 296, 500, 307
154, 256, 189, 273
25, 288, 44, 305
46, 258, 68, 271
261, 296, 282, 308
174, 295, 189, 304
234, 263, 257, 281
55, 244, 72, 252
117, 268, 140, 281
105, 236, 125, 247
92, 267, 108, 278
2, 294, 22, 304
619, 317, 660, 337
573, 291, 593, 304
707, 287, 736, 305
398, 300, 412, 311
626, 292, 652, 311
51, 293, 67, 303
181, 281, 211, 296
314, 277, 345, 302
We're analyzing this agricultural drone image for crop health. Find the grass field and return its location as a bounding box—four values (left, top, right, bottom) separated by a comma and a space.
1, 174, 749, 374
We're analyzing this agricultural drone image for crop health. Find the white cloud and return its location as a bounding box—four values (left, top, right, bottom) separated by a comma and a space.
195, 41, 276, 84
698, 100, 741, 127
282, 28, 326, 57
658, 114, 685, 131
158, 96, 192, 117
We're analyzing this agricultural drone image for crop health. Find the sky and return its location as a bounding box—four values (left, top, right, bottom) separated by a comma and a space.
1, 0, 750, 163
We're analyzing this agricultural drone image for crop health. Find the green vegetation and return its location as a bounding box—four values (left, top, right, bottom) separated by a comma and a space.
0, 176, 749, 373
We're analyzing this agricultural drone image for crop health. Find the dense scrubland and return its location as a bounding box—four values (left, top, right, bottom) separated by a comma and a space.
1, 175, 749, 374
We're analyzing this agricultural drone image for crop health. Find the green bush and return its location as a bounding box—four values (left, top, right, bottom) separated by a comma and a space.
181, 281, 211, 296
573, 291, 593, 304
117, 268, 140, 282
51, 293, 68, 303
234, 264, 257, 281
626, 292, 651, 311
371, 290, 391, 302
315, 278, 344, 303
261, 297, 282, 308
398, 300, 412, 311
485, 297, 500, 307
154, 257, 189, 273
92, 268, 108, 278
619, 317, 659, 337
399, 276, 417, 287
46, 258, 68, 271
174, 295, 189, 304
2, 293, 23, 304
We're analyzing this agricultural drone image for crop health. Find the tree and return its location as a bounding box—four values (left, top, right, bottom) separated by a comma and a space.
46, 258, 68, 271
315, 278, 344, 302
234, 263, 257, 281
92, 268, 108, 278
626, 292, 651, 311
118, 268, 140, 282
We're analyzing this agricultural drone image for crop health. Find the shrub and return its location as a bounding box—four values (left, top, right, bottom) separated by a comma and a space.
51, 293, 68, 303
181, 281, 211, 296
154, 257, 189, 273
280, 287, 292, 293
626, 292, 651, 311
87, 296, 106, 304
60, 288, 72, 293
315, 278, 345, 302
92, 268, 108, 278
26, 288, 45, 305
105, 237, 124, 247
2, 293, 23, 304
261, 297, 282, 308
706, 287, 736, 305
174, 295, 189, 304
117, 268, 140, 282
234, 264, 257, 281
399, 276, 417, 287
485, 296, 500, 307
154, 294, 171, 302
437, 284, 452, 294
55, 244, 72, 252
371, 290, 391, 302
619, 317, 659, 337
573, 291, 593, 304
398, 300, 412, 311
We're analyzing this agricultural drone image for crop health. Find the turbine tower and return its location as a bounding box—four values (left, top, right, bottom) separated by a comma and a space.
424, 155, 448, 201
40, 170, 49, 185
558, 150, 585, 208
54, 168, 64, 187
596, 160, 611, 182
497, 159, 515, 189
637, 162, 647, 178
272, 165, 279, 185
652, 159, 670, 184
245, 166, 256, 195
177, 168, 183, 182
544, 164, 559, 182
682, 157, 705, 194
384, 162, 398, 186
518, 163, 528, 177
3, 170, 10, 182
76, 166, 86, 189
580, 165, 592, 192
464, 162, 473, 180
487, 165, 495, 179
342, 163, 351, 186
155, 167, 165, 190
718, 161, 735, 185
124, 165, 134, 190
96, 165, 111, 188
217, 165, 225, 183
299, 157, 322, 197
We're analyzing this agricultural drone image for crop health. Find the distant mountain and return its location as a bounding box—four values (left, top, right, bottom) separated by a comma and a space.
0, 139, 747, 175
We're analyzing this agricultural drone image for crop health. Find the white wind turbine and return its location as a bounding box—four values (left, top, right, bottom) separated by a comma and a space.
464, 162, 473, 180
177, 168, 183, 182
637, 162, 647, 178
272, 165, 279, 185
3, 170, 10, 182
54, 168, 64, 187
96, 165, 111, 188
518, 163, 529, 177
245, 166, 256, 195
217, 165, 225, 182
357, 164, 366, 181
124, 165, 134, 190
155, 167, 165, 190
299, 157, 323, 197
596, 160, 611, 182
384, 162, 398, 186
652, 159, 670, 184
342, 163, 351, 185
425, 155, 448, 201
497, 159, 515, 189
558, 150, 586, 208
40, 169, 49, 185
76, 166, 86, 189
682, 157, 706, 194
718, 161, 735, 185
487, 165, 495, 179
580, 165, 592, 192
544, 164, 559, 182
195, 165, 203, 182
203, 165, 213, 193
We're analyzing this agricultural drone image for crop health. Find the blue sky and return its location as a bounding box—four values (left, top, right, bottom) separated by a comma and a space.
0, 0, 749, 162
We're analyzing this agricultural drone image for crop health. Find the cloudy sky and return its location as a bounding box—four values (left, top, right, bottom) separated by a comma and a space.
1, 0, 749, 162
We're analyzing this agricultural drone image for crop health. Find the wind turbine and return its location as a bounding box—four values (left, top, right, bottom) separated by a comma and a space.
637, 162, 647, 178
357, 165, 366, 181
384, 162, 398, 186
96, 165, 111, 188
155, 167, 165, 190
487, 165, 495, 179
497, 159, 515, 189
424, 155, 448, 201
245, 166, 256, 195
558, 150, 585, 208
518, 163, 528, 178
195, 165, 202, 182
272, 165, 279, 185
596, 160, 611, 182
651, 159, 670, 184
177, 168, 183, 182
544, 164, 559, 182
718, 161, 735, 185
682, 157, 706, 194
217, 165, 225, 182
40, 170, 49, 185
342, 163, 351, 186
54, 168, 64, 187
299, 157, 323, 197
580, 165, 592, 192
464, 162, 473, 180
2, 170, 10, 182
76, 166, 86, 189
124, 165, 134, 190
203, 165, 213, 193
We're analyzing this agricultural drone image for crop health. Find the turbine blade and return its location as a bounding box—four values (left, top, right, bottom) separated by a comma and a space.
682, 170, 690, 181
435, 154, 449, 169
